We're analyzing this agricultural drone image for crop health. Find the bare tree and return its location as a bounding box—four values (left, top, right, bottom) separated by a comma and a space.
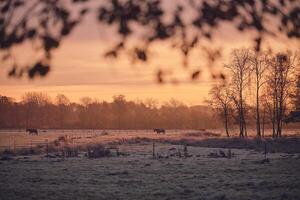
225, 49, 252, 137
286, 74, 300, 123
266, 52, 297, 137
259, 91, 271, 137
250, 52, 269, 137
208, 82, 232, 137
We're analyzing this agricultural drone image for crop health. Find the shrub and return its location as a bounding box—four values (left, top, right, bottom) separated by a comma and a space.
0, 155, 13, 161
87, 144, 111, 158
1, 149, 15, 156
17, 147, 39, 156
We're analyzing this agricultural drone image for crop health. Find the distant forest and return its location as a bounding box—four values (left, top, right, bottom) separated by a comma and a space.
0, 93, 218, 129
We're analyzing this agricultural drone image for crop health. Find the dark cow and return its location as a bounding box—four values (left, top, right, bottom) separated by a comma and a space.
26, 128, 38, 135
153, 128, 166, 134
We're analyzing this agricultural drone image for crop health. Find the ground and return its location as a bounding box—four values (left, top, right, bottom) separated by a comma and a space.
0, 143, 299, 200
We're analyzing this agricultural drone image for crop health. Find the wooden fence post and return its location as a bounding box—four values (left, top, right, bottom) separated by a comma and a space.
152, 142, 155, 158
30, 140, 32, 153
13, 139, 16, 153
264, 142, 267, 159
184, 144, 188, 158
46, 139, 49, 158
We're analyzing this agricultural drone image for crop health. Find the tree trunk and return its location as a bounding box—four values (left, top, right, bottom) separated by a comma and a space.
277, 96, 284, 137
256, 85, 261, 137
239, 90, 245, 137
280, 118, 283, 137
239, 113, 244, 137
272, 96, 277, 138
244, 118, 248, 137
224, 107, 230, 137
262, 111, 265, 137
272, 119, 276, 137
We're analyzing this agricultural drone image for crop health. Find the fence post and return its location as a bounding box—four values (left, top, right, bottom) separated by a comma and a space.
13, 139, 16, 153
184, 144, 188, 158
264, 142, 267, 159
116, 146, 119, 157
152, 142, 156, 158
46, 139, 49, 159
30, 140, 32, 154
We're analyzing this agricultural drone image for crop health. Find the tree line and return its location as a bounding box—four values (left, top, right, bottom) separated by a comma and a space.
0, 93, 218, 130
208, 49, 300, 138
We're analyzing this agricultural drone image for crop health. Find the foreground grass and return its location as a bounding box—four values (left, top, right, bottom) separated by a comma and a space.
0, 144, 299, 200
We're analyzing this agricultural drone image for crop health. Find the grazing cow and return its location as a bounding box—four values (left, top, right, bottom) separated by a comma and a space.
26, 128, 38, 135
153, 128, 166, 134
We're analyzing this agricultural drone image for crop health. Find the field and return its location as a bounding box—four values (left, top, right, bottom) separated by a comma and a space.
0, 130, 300, 200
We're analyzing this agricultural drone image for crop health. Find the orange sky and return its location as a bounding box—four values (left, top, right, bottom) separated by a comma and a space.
0, 5, 299, 105
0, 39, 215, 105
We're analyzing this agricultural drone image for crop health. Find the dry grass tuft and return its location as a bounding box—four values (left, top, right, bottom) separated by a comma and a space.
183, 131, 221, 137
53, 135, 69, 146
207, 149, 234, 158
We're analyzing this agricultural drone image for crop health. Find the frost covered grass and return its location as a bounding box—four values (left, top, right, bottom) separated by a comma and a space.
1, 130, 300, 157
0, 143, 299, 200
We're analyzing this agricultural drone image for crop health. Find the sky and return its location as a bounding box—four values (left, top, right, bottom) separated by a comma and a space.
0, 1, 298, 105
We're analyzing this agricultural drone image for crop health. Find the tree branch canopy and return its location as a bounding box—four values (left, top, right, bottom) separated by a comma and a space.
0, 0, 299, 80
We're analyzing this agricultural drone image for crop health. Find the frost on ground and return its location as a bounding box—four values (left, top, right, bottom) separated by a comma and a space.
0, 143, 299, 200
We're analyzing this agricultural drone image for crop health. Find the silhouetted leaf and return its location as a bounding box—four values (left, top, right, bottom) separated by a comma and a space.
255, 36, 262, 52
43, 36, 59, 51
1, 2, 10, 13
14, 1, 24, 7
157, 70, 164, 83
8, 67, 16, 77
219, 73, 226, 80
27, 29, 37, 39
191, 70, 201, 80
80, 8, 89, 15
61, 21, 78, 36
135, 48, 147, 61
28, 62, 50, 78
105, 50, 117, 58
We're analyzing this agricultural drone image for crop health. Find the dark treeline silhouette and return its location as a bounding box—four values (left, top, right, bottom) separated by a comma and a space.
0, 93, 218, 130
208, 49, 300, 138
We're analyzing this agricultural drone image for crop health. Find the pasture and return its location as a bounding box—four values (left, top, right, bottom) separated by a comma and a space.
0, 129, 299, 200
0, 143, 300, 200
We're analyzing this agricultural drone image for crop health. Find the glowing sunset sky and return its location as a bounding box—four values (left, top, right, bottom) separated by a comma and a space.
0, 2, 298, 105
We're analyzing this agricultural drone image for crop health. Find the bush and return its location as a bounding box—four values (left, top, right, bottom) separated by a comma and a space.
87, 144, 111, 158
1, 149, 15, 156
17, 147, 39, 156
0, 155, 13, 161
